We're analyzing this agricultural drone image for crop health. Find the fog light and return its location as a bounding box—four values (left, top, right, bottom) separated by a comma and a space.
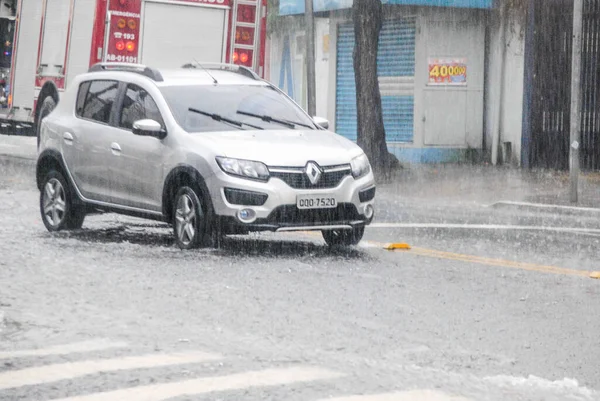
237, 208, 256, 223
365, 204, 374, 219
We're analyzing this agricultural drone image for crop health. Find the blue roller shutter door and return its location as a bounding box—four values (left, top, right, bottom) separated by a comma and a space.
335, 18, 416, 142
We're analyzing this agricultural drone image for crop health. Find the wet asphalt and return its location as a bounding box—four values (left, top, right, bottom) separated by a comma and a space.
0, 154, 599, 401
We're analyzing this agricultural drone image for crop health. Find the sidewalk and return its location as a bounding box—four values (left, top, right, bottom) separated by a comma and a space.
2, 133, 600, 212
381, 164, 600, 212
0, 134, 36, 160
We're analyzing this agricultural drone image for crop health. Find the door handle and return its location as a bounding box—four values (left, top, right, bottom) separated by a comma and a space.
63, 132, 74, 145
110, 142, 121, 155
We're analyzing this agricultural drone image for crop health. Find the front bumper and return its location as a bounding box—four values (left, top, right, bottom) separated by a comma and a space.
206, 168, 376, 232
216, 203, 372, 233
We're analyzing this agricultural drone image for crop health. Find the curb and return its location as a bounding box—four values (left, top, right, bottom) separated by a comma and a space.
0, 154, 37, 169
0, 153, 36, 161
488, 200, 600, 217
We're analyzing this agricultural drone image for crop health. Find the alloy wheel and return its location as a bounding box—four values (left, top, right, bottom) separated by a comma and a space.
175, 193, 197, 246
42, 178, 67, 228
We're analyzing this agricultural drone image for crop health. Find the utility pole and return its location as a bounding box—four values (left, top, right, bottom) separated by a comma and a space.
492, 0, 509, 165
304, 0, 316, 117
569, 0, 584, 203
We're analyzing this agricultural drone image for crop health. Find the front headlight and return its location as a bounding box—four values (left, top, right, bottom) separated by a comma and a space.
216, 157, 270, 181
351, 153, 371, 179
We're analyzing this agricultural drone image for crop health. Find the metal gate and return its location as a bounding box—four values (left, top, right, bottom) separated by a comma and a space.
335, 18, 416, 143
530, 0, 572, 169
580, 0, 600, 169
529, 0, 600, 170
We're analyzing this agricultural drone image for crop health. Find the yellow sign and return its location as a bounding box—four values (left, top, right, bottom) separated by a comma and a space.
428, 57, 467, 86
322, 34, 330, 54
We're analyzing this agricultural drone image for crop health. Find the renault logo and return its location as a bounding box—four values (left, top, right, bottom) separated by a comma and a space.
305, 161, 322, 185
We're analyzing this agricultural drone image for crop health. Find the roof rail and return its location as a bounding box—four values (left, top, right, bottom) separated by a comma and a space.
181, 62, 261, 80
88, 62, 164, 82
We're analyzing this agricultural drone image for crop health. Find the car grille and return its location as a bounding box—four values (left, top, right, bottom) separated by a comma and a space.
266, 204, 361, 226
269, 165, 352, 189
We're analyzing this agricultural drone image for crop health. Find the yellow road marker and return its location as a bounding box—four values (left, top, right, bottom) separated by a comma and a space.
411, 246, 591, 278
293, 232, 595, 279
371, 240, 592, 278
384, 243, 412, 250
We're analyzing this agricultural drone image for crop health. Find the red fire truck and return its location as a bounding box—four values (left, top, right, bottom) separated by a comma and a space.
0, 0, 267, 137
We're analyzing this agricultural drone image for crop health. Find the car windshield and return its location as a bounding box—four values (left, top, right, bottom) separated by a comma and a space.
159, 84, 316, 133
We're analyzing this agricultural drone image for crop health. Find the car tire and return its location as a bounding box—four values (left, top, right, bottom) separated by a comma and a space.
322, 226, 365, 247
172, 185, 211, 249
40, 169, 85, 232
36, 96, 56, 149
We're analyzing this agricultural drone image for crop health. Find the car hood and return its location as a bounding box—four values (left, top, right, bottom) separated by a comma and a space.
189, 129, 363, 166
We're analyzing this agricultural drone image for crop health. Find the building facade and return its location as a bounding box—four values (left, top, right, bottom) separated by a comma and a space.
267, 0, 531, 165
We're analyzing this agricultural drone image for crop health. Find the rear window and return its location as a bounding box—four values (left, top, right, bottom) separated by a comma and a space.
76, 80, 119, 124
159, 84, 316, 133
75, 82, 90, 116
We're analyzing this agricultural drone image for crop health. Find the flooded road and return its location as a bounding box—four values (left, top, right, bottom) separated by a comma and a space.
0, 154, 598, 401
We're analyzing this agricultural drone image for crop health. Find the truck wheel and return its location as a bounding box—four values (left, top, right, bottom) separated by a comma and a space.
36, 96, 56, 148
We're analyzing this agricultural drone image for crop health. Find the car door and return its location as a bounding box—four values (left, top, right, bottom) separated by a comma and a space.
108, 83, 166, 212
61, 79, 119, 203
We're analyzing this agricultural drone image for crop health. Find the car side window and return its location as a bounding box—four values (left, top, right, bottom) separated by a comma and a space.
119, 84, 164, 130
80, 80, 119, 124
75, 81, 90, 117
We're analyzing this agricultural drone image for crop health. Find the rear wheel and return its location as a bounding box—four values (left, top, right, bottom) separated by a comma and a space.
172, 185, 212, 249
36, 96, 56, 148
40, 170, 85, 231
322, 226, 365, 247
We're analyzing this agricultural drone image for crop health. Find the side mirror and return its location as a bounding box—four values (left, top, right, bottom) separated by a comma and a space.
132, 119, 166, 139
313, 116, 329, 130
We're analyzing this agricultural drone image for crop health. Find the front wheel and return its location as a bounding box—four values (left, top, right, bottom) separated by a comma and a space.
322, 226, 365, 247
172, 186, 211, 249
40, 170, 85, 231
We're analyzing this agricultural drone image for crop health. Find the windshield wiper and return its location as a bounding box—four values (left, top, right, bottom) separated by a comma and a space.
236, 110, 314, 130
188, 108, 263, 130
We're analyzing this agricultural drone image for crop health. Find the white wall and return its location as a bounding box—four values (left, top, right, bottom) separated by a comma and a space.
314, 18, 330, 118
267, 17, 331, 118
266, 28, 304, 106
417, 7, 486, 150
485, 4, 525, 165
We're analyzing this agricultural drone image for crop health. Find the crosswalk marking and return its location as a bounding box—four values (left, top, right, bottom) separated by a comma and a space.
50, 367, 343, 401
0, 341, 472, 401
316, 390, 472, 401
0, 351, 221, 390
0, 339, 128, 360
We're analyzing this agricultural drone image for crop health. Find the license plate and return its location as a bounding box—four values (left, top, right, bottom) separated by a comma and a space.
297, 195, 337, 209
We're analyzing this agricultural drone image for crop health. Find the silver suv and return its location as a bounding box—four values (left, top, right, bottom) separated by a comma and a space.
36, 63, 376, 249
